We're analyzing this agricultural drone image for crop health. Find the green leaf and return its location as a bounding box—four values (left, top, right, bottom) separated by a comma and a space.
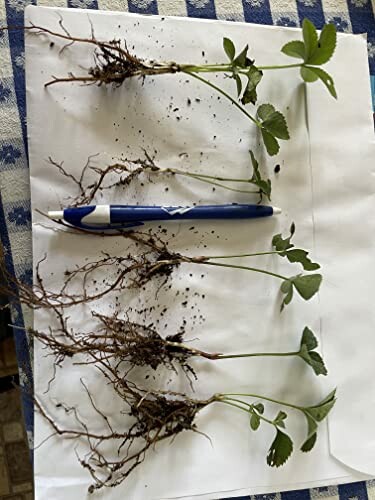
234, 74, 243, 97
254, 403, 264, 414
308, 23, 337, 65
274, 410, 287, 428
241, 66, 263, 105
301, 432, 317, 452
249, 150, 272, 201
284, 248, 320, 271
298, 327, 327, 375
300, 66, 319, 82
305, 66, 337, 99
257, 103, 275, 121
319, 388, 337, 406
262, 111, 290, 140
304, 389, 337, 422
292, 274, 322, 300
300, 412, 319, 452
281, 40, 305, 60
261, 129, 279, 157
233, 44, 249, 68
308, 351, 328, 376
301, 412, 318, 451
250, 413, 261, 431
280, 279, 294, 311
249, 150, 259, 177
300, 326, 318, 351
241, 84, 255, 105
266, 429, 293, 467
257, 105, 290, 156
223, 37, 236, 61
302, 19, 318, 63
299, 346, 328, 376
304, 411, 318, 438
273, 225, 320, 271
257, 180, 272, 201
272, 223, 295, 252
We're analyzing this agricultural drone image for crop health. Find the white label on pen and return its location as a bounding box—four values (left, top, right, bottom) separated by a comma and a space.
81, 205, 111, 224
161, 206, 194, 216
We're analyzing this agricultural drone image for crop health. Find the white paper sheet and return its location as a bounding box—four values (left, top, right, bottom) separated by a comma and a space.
306, 35, 375, 474
25, 6, 375, 499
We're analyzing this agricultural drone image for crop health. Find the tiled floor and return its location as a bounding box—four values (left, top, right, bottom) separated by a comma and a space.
0, 385, 33, 500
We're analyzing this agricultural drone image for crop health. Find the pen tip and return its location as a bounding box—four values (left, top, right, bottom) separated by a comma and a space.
273, 207, 282, 215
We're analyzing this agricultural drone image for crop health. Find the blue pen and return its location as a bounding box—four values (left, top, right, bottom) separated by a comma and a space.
48, 204, 281, 230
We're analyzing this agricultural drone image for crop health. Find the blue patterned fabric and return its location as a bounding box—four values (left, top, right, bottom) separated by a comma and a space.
0, 0, 374, 496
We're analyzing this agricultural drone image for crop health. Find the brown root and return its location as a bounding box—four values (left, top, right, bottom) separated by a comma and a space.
47, 151, 162, 207
36, 380, 214, 492
1, 21, 180, 87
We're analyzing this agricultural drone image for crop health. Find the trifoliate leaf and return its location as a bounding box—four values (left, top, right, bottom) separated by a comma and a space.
273, 225, 319, 270
272, 224, 295, 252
301, 432, 317, 452
280, 279, 293, 311
241, 66, 263, 105
250, 413, 261, 431
308, 23, 337, 65
261, 129, 279, 157
292, 274, 322, 300
304, 389, 337, 422
233, 44, 250, 68
223, 37, 236, 61
304, 66, 337, 99
300, 326, 318, 351
257, 103, 276, 121
274, 410, 287, 428
266, 429, 293, 467
281, 40, 305, 60
284, 248, 320, 271
254, 403, 264, 414
299, 346, 328, 376
300, 66, 319, 82
302, 19, 318, 62
261, 111, 290, 140
298, 328, 327, 375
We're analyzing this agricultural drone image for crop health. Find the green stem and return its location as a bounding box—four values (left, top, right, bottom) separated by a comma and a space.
217, 397, 275, 425
203, 251, 283, 259
258, 63, 303, 70
166, 339, 299, 361
217, 351, 299, 359
180, 64, 233, 73
183, 172, 255, 183
202, 261, 287, 281
182, 70, 260, 127
220, 393, 302, 412
182, 62, 303, 73
216, 398, 251, 414
175, 171, 259, 194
